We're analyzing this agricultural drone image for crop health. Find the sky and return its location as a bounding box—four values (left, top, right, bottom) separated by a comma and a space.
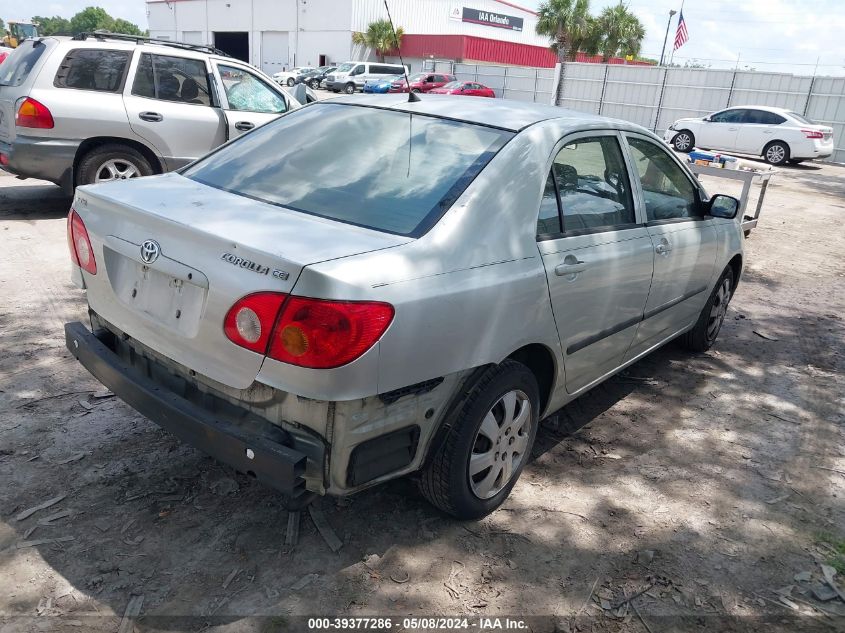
2, 0, 843, 76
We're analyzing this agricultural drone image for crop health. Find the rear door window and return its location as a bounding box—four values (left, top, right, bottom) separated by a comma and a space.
54, 49, 131, 92
132, 53, 212, 106
0, 40, 47, 87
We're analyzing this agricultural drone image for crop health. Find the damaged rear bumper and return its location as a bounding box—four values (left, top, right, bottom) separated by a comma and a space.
64, 321, 311, 498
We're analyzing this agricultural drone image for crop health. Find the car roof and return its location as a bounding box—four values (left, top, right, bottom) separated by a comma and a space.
328, 94, 633, 133
723, 105, 793, 114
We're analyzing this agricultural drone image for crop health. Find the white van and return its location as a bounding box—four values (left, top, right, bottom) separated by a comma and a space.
324, 61, 407, 94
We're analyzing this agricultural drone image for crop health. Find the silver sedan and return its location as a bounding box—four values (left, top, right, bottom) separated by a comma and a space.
65, 95, 743, 518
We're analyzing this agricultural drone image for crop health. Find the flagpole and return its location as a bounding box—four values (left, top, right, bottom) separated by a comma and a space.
669, 0, 685, 66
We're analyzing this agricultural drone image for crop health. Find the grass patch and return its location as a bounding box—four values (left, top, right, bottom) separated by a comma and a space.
815, 532, 845, 574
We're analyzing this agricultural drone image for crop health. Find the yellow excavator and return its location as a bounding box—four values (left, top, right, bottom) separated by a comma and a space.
2, 21, 39, 48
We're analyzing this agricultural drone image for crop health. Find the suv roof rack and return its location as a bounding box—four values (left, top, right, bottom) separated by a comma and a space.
71, 31, 231, 57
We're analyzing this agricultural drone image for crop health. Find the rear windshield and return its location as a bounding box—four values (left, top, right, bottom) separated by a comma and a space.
787, 111, 816, 125
185, 103, 513, 236
0, 40, 47, 87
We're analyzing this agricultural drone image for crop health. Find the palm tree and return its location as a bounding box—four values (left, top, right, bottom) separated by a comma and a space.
536, 0, 592, 105
352, 19, 405, 63
596, 2, 645, 61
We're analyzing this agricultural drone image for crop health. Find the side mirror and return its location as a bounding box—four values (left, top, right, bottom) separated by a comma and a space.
707, 194, 740, 219
703, 116, 711, 122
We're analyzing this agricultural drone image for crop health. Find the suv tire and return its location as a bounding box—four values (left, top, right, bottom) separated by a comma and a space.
344, 82, 356, 94
681, 267, 734, 352
419, 360, 539, 519
76, 144, 153, 186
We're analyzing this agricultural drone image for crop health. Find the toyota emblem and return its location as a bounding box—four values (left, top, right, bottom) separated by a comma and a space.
140, 239, 161, 264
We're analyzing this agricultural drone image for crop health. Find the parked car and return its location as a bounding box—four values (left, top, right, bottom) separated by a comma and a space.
664, 106, 834, 165
272, 66, 314, 87
65, 94, 742, 519
296, 65, 336, 89
0, 33, 305, 193
363, 74, 404, 94
429, 81, 496, 98
388, 71, 456, 93
324, 61, 407, 94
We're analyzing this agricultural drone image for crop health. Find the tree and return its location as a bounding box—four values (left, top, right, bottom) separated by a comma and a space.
536, 0, 592, 104
352, 19, 404, 63
31, 16, 72, 36
69, 7, 114, 34
112, 18, 144, 36
595, 2, 645, 61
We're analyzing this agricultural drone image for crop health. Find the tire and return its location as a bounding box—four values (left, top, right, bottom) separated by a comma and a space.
286, 78, 295, 87
344, 82, 356, 94
411, 88, 421, 93
419, 360, 539, 519
763, 141, 790, 166
672, 130, 694, 153
309, 79, 318, 89
681, 267, 734, 352
76, 144, 153, 187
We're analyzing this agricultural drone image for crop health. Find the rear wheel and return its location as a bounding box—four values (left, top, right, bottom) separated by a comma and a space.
419, 360, 539, 519
672, 130, 694, 152
344, 82, 356, 94
764, 141, 790, 166
76, 144, 153, 187
681, 267, 734, 352
411, 88, 421, 93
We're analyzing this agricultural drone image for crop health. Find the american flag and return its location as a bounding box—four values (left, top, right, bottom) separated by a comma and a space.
674, 10, 689, 50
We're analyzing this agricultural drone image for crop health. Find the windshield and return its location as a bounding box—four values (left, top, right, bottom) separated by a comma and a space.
0, 40, 46, 87
15, 24, 38, 38
787, 111, 816, 125
336, 63, 355, 72
442, 81, 462, 89
185, 103, 513, 237
408, 73, 426, 82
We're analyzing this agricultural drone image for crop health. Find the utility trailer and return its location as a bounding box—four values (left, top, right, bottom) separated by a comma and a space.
688, 162, 774, 237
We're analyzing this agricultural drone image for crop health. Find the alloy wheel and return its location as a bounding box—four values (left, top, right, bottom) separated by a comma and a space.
706, 277, 731, 341
766, 144, 786, 164
674, 133, 692, 151
94, 159, 140, 183
468, 390, 532, 500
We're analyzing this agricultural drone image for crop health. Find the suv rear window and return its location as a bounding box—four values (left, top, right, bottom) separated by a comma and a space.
185, 103, 513, 237
0, 41, 47, 87
54, 49, 131, 92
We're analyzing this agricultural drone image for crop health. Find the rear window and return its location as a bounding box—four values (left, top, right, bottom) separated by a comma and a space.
787, 111, 816, 125
184, 103, 513, 237
54, 49, 131, 92
0, 41, 47, 87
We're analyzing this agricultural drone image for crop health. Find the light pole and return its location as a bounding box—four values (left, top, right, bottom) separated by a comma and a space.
659, 9, 677, 67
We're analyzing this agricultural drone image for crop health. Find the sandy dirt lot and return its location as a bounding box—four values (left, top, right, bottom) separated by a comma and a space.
0, 159, 843, 633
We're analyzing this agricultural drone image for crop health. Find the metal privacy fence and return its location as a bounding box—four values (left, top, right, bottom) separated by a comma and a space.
443, 61, 845, 164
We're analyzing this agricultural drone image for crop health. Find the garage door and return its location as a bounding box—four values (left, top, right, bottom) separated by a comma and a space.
182, 31, 203, 45
261, 31, 289, 75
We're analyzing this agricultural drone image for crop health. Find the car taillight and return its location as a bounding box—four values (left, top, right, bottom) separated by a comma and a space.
223, 292, 288, 353
802, 129, 823, 139
268, 296, 394, 369
67, 209, 97, 275
224, 294, 394, 367
16, 97, 54, 129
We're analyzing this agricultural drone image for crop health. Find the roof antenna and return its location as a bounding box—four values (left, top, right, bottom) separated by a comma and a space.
383, 0, 419, 102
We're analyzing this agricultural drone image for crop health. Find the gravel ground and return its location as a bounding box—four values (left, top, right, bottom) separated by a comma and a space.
0, 158, 843, 633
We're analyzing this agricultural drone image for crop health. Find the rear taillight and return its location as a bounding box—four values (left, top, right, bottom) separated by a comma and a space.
802, 129, 823, 139
67, 209, 97, 275
223, 293, 394, 368
16, 97, 54, 129
223, 292, 288, 353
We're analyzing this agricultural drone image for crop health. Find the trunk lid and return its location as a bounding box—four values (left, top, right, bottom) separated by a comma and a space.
75, 173, 411, 388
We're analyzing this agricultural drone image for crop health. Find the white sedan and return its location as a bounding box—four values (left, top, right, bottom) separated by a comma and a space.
664, 106, 833, 165
272, 66, 315, 87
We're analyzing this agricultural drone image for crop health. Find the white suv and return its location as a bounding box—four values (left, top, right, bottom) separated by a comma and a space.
665, 106, 833, 165
0, 33, 309, 193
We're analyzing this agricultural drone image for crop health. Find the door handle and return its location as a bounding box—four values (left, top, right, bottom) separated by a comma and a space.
139, 111, 163, 122
728, 127, 738, 131
655, 242, 672, 255
234, 121, 255, 131
555, 260, 587, 276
